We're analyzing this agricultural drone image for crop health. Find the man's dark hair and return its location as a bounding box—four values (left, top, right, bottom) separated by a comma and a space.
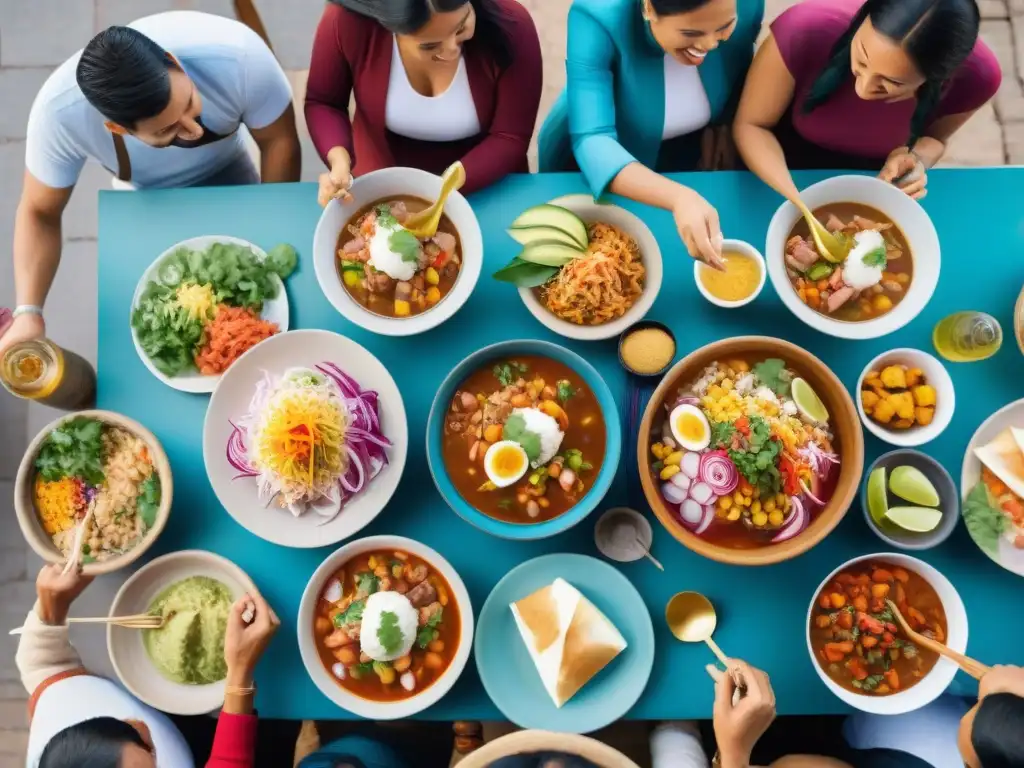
972, 693, 1024, 768
39, 717, 152, 768
76, 26, 176, 128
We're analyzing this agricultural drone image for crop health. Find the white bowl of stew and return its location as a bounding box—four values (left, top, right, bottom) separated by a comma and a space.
806, 553, 968, 715
766, 175, 940, 340
313, 167, 482, 337
297, 535, 473, 719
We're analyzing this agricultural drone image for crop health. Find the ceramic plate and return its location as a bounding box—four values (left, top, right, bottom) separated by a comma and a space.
129, 235, 290, 394
475, 553, 654, 733
108, 550, 256, 716
203, 329, 407, 548
961, 398, 1024, 577
517, 195, 662, 341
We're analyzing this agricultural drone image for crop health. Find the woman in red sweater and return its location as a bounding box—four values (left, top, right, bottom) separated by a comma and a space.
306, 0, 542, 204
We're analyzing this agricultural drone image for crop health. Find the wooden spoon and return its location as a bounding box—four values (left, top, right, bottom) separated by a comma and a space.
9, 612, 165, 635
885, 599, 990, 681
403, 162, 466, 239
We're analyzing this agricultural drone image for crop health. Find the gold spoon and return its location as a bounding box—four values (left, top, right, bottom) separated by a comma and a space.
885, 599, 990, 681
667, 591, 745, 701
793, 199, 845, 263
403, 161, 466, 239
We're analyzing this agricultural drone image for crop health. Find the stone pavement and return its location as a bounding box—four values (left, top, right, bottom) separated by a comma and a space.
0, 0, 1021, 762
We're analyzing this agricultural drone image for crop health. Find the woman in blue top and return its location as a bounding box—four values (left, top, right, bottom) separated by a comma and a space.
539, 0, 764, 267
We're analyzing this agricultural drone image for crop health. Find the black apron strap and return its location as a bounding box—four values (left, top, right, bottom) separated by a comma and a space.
111, 132, 132, 182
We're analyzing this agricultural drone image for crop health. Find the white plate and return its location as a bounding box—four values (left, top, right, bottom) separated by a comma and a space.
130, 235, 290, 394
107, 550, 256, 716
960, 398, 1024, 577
765, 175, 939, 340
855, 348, 955, 447
806, 552, 968, 715
517, 195, 662, 341
313, 167, 482, 337
203, 329, 407, 548
297, 535, 474, 719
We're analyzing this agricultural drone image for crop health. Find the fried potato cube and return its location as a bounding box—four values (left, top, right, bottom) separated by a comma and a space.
906, 368, 925, 387
880, 365, 908, 390
872, 398, 897, 424
893, 418, 916, 429
916, 406, 935, 426
864, 371, 882, 388
861, 390, 880, 414
911, 385, 936, 408
893, 392, 915, 420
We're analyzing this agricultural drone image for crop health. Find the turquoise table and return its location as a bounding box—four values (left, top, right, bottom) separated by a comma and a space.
97, 169, 1024, 720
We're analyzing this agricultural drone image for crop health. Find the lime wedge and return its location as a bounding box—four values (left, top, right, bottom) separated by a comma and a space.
889, 465, 940, 507
792, 377, 829, 423
885, 506, 943, 533
867, 467, 889, 526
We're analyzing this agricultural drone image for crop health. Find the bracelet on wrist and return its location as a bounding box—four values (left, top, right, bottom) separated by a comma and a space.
13, 305, 43, 319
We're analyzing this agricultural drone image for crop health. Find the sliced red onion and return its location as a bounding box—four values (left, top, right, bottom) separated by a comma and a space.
800, 479, 826, 508
662, 482, 688, 506
672, 395, 701, 409
695, 505, 716, 535
699, 450, 739, 496
681, 452, 701, 479
680, 499, 704, 527
670, 472, 692, 491
771, 496, 809, 543
689, 481, 714, 505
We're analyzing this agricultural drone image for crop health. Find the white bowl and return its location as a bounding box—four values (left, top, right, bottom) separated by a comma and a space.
693, 239, 766, 309
806, 552, 968, 715
765, 176, 940, 340
297, 535, 474, 719
517, 194, 662, 341
203, 329, 408, 548
856, 348, 954, 447
130, 235, 289, 393
313, 168, 482, 337
108, 550, 256, 716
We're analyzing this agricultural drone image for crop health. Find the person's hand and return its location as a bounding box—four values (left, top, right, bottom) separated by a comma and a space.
672, 186, 725, 270
710, 659, 776, 768
0, 311, 45, 357
979, 665, 1024, 699
318, 147, 353, 207
223, 588, 280, 687
880, 146, 927, 200
35, 562, 94, 625
699, 125, 738, 172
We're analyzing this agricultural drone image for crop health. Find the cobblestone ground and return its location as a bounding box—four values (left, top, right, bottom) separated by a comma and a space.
0, 0, 1020, 762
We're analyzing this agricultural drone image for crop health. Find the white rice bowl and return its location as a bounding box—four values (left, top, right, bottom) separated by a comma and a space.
360, 590, 418, 661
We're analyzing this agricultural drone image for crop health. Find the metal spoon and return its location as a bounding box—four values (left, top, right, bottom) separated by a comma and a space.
403, 161, 466, 239
666, 591, 745, 701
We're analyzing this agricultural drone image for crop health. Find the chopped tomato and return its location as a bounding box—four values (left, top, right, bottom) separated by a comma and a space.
779, 454, 802, 496
432, 250, 451, 269
734, 416, 750, 436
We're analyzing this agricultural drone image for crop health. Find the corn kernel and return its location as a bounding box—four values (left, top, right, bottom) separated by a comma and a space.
425, 267, 440, 285
751, 500, 762, 515
763, 499, 776, 513
394, 300, 411, 317
708, 385, 725, 399
343, 270, 361, 287
719, 496, 732, 510
426, 286, 441, 304
742, 495, 752, 507
727, 507, 742, 521
733, 491, 745, 505
660, 465, 681, 480
742, 485, 753, 497
722, 379, 734, 391
752, 511, 768, 527
664, 451, 683, 466
768, 510, 784, 527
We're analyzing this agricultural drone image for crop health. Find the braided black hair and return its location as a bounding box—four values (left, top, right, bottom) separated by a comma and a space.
802, 0, 981, 145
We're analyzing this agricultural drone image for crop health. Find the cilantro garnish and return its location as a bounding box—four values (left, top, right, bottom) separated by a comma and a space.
502, 413, 542, 463
862, 246, 887, 269
388, 228, 422, 264
492, 361, 528, 387
377, 610, 405, 655
725, 415, 782, 496
752, 358, 792, 397
137, 474, 161, 531
333, 598, 365, 628
375, 204, 398, 228
416, 607, 444, 649
710, 421, 736, 449
35, 417, 105, 485
356, 572, 379, 596
556, 380, 576, 403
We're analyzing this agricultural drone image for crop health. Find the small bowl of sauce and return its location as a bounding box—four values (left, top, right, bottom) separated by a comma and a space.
618, 321, 676, 378
694, 240, 765, 309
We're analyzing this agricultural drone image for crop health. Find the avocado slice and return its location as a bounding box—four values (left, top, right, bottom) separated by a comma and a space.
510, 204, 588, 249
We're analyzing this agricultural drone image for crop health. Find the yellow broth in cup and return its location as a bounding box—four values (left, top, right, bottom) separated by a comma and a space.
699, 251, 761, 303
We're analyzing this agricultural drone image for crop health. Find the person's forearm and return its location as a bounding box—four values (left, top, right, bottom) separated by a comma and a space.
15, 601, 83, 694
910, 136, 945, 169
14, 201, 63, 306
609, 162, 687, 211
733, 122, 800, 202
259, 136, 301, 184
222, 666, 254, 715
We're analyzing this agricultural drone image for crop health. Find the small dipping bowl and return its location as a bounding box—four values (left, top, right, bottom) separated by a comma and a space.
861, 449, 959, 550
618, 321, 677, 378
594, 507, 655, 563
693, 239, 766, 309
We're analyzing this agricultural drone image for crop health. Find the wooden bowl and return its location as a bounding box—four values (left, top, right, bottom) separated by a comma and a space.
14, 410, 173, 575
638, 337, 863, 565
1014, 284, 1024, 356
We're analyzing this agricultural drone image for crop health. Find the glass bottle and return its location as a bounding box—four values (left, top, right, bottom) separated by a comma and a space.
0, 338, 96, 410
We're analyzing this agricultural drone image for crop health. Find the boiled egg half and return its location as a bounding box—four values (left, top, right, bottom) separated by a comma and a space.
669, 404, 711, 452
484, 440, 530, 488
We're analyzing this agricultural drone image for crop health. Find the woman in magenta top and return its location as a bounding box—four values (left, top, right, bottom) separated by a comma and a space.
733, 0, 1000, 201
306, 0, 542, 205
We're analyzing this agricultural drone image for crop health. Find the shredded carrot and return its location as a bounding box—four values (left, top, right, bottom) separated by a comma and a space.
539, 222, 645, 325
194, 305, 278, 375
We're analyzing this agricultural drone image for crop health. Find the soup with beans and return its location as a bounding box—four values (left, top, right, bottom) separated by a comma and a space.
785, 204, 913, 322
443, 356, 606, 524
809, 561, 945, 696
336, 196, 462, 318
313, 549, 460, 702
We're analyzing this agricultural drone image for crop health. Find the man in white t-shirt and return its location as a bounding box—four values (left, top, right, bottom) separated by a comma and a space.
2, 12, 300, 354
